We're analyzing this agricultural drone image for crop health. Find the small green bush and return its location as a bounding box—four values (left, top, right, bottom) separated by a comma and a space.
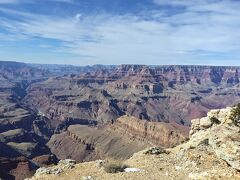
210, 117, 221, 125
200, 138, 209, 146
144, 147, 166, 155
230, 104, 240, 126
104, 163, 128, 173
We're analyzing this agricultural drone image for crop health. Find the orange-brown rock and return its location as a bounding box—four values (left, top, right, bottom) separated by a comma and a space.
115, 115, 188, 147
47, 116, 188, 163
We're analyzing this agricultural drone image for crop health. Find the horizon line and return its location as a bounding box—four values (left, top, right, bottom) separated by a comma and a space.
1, 60, 240, 68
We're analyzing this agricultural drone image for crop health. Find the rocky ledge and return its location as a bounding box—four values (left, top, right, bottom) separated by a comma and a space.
185, 107, 240, 170
28, 107, 240, 180
27, 159, 76, 177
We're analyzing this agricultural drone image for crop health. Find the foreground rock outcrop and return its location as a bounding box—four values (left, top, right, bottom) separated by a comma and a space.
29, 107, 240, 180
182, 107, 240, 170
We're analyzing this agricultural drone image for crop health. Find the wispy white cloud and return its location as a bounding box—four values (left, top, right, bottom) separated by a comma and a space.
0, 0, 240, 65
153, 0, 202, 6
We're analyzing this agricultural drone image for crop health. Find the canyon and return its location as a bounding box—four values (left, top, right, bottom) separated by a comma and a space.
29, 107, 240, 180
1, 61, 240, 179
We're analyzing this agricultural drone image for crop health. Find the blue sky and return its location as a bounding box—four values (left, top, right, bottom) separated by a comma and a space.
0, 0, 240, 65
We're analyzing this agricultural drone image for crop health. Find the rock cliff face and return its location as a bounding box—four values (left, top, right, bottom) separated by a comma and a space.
115, 115, 188, 147
0, 107, 56, 180
47, 116, 188, 162
47, 124, 149, 162
29, 106, 240, 180
0, 61, 56, 180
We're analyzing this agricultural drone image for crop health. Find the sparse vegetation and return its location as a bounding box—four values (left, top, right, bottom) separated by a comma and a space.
200, 138, 209, 146
144, 147, 167, 155
230, 104, 240, 126
210, 117, 221, 125
104, 163, 128, 173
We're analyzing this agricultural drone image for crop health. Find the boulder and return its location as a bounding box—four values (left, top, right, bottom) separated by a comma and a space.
199, 117, 213, 128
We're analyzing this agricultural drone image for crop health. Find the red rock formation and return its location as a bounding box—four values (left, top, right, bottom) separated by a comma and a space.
114, 115, 188, 147
47, 116, 188, 162
24, 65, 240, 130
0, 156, 34, 180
